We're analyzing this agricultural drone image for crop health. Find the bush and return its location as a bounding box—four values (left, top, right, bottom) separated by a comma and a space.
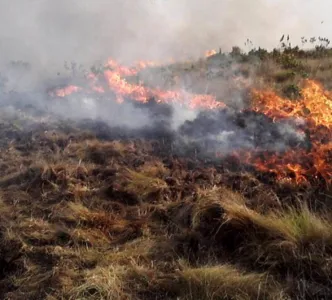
282, 84, 301, 99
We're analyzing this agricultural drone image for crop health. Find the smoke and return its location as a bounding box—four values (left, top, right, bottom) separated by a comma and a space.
0, 0, 329, 91
0, 0, 330, 68
0, 0, 326, 157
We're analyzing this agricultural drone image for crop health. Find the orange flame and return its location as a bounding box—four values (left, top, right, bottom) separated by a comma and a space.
51, 57, 225, 110
51, 85, 81, 97
233, 80, 332, 185
251, 80, 332, 129
205, 49, 217, 57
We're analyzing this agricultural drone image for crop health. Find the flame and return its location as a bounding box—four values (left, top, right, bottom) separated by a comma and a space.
205, 49, 217, 57
251, 80, 332, 129
51, 85, 81, 97
103, 69, 225, 109
233, 79, 332, 185
51, 57, 225, 110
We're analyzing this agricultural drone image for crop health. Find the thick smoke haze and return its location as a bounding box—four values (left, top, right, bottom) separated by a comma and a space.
0, 0, 327, 156
0, 0, 330, 68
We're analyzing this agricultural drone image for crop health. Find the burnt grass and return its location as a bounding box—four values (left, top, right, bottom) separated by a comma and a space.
0, 111, 331, 300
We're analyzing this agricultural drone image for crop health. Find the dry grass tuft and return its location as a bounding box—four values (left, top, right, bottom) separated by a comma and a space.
68, 265, 130, 300
119, 168, 168, 201
68, 140, 129, 165
181, 264, 286, 300
222, 201, 332, 246
137, 160, 170, 178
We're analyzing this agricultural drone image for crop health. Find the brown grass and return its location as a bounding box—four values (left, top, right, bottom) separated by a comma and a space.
180, 264, 285, 300
118, 168, 168, 202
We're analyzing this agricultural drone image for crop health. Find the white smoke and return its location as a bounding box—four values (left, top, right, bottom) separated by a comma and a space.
0, 0, 326, 153
0, 0, 330, 68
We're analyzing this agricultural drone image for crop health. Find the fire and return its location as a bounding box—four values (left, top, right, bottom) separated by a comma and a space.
52, 57, 225, 110
251, 80, 332, 129
103, 69, 225, 109
237, 79, 332, 185
50, 57, 331, 186
205, 49, 217, 57
51, 85, 82, 97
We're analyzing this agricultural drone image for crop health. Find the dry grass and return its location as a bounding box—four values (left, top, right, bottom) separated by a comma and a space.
68, 265, 130, 300
221, 201, 332, 246
119, 168, 168, 201
181, 264, 285, 300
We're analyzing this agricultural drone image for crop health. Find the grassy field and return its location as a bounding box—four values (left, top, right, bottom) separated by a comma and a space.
0, 42, 332, 299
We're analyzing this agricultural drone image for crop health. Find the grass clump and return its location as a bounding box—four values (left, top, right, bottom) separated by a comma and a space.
180, 264, 285, 300
282, 83, 301, 99
119, 168, 168, 201
68, 266, 130, 300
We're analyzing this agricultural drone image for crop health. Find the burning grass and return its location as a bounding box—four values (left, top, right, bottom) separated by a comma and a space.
0, 45, 332, 299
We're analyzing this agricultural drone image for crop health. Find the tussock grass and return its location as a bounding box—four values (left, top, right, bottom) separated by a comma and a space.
70, 228, 111, 247
222, 201, 332, 246
68, 140, 129, 165
68, 265, 130, 300
192, 186, 245, 230
137, 160, 170, 178
192, 186, 332, 247
181, 264, 285, 300
64, 202, 146, 245
120, 168, 168, 201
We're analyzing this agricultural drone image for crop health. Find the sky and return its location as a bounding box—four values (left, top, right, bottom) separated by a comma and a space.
0, 0, 331, 68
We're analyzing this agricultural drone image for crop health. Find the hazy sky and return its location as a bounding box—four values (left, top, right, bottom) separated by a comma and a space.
0, 0, 331, 67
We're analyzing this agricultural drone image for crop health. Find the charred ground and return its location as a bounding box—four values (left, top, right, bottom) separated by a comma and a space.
0, 43, 332, 300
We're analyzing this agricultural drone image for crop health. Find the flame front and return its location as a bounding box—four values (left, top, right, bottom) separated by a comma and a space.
251, 80, 332, 129
52, 58, 225, 110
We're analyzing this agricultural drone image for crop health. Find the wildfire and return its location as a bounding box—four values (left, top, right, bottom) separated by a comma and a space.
50, 57, 331, 186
